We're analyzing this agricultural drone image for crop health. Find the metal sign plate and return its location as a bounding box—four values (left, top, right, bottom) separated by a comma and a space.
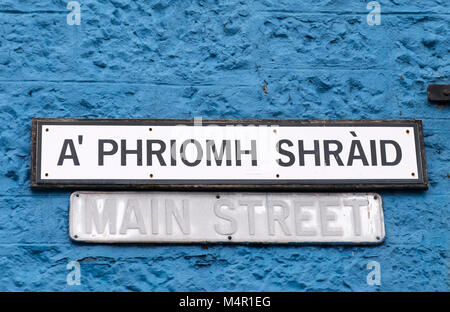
70, 192, 385, 244
31, 118, 427, 190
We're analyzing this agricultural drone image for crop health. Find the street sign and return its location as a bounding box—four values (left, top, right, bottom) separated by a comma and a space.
31, 118, 427, 190
70, 192, 385, 244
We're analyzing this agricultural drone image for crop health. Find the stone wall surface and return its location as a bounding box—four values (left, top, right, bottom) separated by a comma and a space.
0, 0, 448, 291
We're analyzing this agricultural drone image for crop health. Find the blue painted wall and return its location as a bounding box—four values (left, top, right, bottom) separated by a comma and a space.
0, 0, 448, 291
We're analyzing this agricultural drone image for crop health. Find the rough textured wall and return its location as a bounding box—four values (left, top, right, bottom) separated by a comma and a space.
0, 0, 448, 291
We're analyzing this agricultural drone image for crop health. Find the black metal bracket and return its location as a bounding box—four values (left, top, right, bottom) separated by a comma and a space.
428, 84, 450, 104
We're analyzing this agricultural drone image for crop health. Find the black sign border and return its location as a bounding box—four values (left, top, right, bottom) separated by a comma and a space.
31, 118, 428, 191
